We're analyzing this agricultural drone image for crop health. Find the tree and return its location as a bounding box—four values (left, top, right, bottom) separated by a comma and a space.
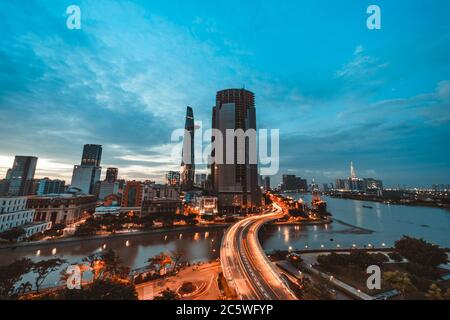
179, 282, 196, 295
0, 227, 25, 242
75, 220, 99, 237
299, 278, 334, 300
32, 258, 66, 293
170, 249, 186, 271
83, 250, 130, 282
154, 288, 179, 300
101, 250, 130, 280
85, 278, 137, 300
41, 278, 138, 300
383, 271, 417, 297
426, 283, 443, 300
139, 215, 154, 230
148, 252, 172, 275
0, 258, 33, 299
394, 236, 447, 267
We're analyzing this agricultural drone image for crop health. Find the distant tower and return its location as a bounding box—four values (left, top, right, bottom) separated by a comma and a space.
105, 168, 118, 183
71, 144, 102, 194
180, 106, 195, 190
350, 161, 357, 179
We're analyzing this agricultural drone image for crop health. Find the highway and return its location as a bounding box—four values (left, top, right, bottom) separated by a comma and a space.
220, 205, 297, 300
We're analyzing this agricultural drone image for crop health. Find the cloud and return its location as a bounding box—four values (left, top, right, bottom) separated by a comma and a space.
336, 45, 388, 80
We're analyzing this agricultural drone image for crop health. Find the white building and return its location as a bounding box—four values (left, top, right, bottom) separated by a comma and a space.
0, 196, 52, 238
194, 196, 218, 216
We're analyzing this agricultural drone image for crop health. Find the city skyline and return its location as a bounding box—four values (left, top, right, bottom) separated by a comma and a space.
1, 0, 449, 187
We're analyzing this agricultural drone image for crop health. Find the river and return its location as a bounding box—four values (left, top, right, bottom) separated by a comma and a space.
0, 195, 449, 288
259, 193, 450, 251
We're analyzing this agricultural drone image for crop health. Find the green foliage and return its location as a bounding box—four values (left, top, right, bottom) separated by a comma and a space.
154, 288, 180, 300
0, 258, 33, 299
83, 249, 130, 281
426, 283, 443, 300
32, 258, 66, 293
388, 251, 403, 262
383, 271, 417, 297
394, 236, 447, 267
179, 282, 196, 295
74, 218, 100, 236
42, 279, 138, 300
299, 277, 334, 300
317, 250, 388, 271
0, 227, 25, 242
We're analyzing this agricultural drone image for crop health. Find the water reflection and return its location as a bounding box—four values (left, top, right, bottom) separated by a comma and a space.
260, 193, 450, 252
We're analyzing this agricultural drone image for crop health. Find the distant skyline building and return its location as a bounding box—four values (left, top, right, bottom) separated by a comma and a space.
195, 173, 207, 187
211, 88, 261, 212
81, 144, 102, 167
37, 178, 66, 195
70, 144, 102, 195
334, 162, 383, 195
281, 174, 307, 192
5, 156, 38, 196
105, 167, 118, 183
166, 171, 181, 186
180, 106, 195, 190
121, 181, 144, 209
263, 176, 271, 191
350, 161, 357, 179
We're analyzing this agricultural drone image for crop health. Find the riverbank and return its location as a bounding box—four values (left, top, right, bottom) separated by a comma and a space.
0, 224, 230, 251
273, 218, 332, 226
327, 193, 450, 210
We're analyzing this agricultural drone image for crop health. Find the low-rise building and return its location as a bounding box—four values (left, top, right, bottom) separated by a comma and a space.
141, 199, 182, 217
194, 196, 218, 216
0, 196, 52, 238
94, 205, 121, 217
27, 194, 96, 226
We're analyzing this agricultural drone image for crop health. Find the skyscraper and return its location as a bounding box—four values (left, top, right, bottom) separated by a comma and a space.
180, 106, 195, 190
105, 167, 118, 183
350, 161, 357, 179
71, 145, 102, 195
81, 144, 102, 167
6, 156, 38, 196
211, 89, 261, 212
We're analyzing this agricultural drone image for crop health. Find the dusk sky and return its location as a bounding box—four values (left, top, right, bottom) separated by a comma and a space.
0, 0, 449, 187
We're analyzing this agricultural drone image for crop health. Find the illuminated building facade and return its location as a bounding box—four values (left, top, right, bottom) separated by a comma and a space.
211, 89, 261, 213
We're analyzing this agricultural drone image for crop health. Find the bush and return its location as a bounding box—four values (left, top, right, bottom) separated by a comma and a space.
404, 262, 440, 280
388, 252, 403, 262
317, 250, 388, 270
394, 236, 447, 267
179, 282, 196, 295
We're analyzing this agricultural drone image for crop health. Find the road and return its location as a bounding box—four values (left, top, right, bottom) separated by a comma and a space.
220, 205, 297, 300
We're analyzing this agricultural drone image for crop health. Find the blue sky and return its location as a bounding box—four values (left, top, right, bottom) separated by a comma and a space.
0, 0, 449, 187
